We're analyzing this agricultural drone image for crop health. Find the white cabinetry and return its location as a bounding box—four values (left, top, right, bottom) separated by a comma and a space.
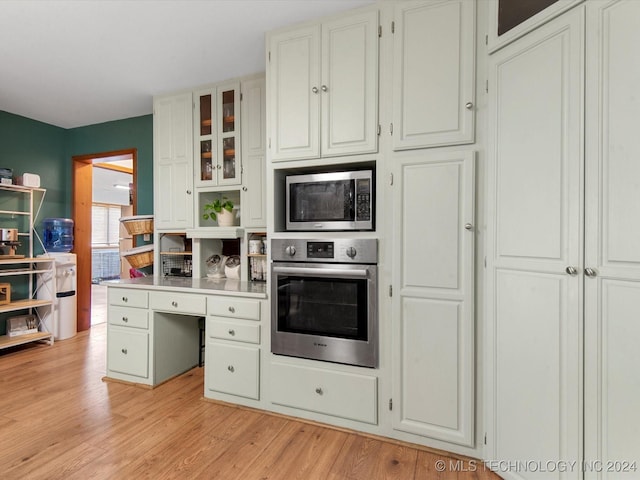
392, 0, 475, 150
240, 76, 267, 228
391, 150, 475, 447
153, 92, 194, 231
205, 296, 261, 400
268, 9, 379, 161
485, 3, 640, 475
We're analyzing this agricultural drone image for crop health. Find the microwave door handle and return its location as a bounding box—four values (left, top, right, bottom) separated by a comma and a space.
272, 266, 369, 278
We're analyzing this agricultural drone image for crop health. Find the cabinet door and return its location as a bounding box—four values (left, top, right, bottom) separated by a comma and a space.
392, 0, 475, 150
206, 342, 259, 400
585, 1, 640, 476
217, 81, 242, 185
485, 8, 584, 474
241, 77, 267, 228
321, 10, 379, 157
154, 92, 194, 230
392, 150, 475, 447
107, 326, 149, 379
194, 87, 218, 186
268, 24, 321, 161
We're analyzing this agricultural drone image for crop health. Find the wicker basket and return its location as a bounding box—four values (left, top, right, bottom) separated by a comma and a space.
120, 215, 154, 236
122, 245, 154, 269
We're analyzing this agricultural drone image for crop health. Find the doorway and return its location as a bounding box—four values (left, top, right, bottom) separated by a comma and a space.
72, 149, 137, 332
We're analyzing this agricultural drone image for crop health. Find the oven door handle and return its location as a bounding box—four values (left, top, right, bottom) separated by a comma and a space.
272, 266, 369, 278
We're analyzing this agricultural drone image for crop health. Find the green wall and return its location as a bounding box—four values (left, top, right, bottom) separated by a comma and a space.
67, 115, 154, 215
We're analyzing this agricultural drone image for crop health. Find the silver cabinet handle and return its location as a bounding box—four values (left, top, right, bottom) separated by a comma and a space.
242, 187, 247, 192
217, 165, 222, 169
565, 266, 578, 276
122, 316, 129, 323
171, 301, 178, 307
228, 329, 235, 336
228, 306, 235, 313
315, 387, 323, 395
121, 348, 128, 354
585, 268, 598, 277
465, 102, 473, 109
321, 85, 328, 92
464, 223, 473, 230
228, 365, 235, 372
122, 296, 128, 303
186, 190, 191, 195
311, 86, 319, 94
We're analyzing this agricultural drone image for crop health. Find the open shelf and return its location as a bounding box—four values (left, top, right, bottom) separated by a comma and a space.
0, 331, 53, 350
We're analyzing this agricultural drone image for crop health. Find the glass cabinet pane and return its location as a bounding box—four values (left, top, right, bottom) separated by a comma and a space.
200, 94, 212, 136
221, 90, 235, 133
200, 139, 213, 181
222, 137, 236, 180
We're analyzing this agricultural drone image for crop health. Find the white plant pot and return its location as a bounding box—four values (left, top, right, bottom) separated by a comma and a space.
217, 208, 235, 227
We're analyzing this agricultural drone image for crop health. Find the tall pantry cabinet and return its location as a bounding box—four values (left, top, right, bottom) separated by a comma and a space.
486, 1, 640, 478
389, 0, 476, 449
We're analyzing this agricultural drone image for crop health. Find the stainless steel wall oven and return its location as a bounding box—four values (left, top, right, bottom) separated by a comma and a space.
271, 238, 378, 368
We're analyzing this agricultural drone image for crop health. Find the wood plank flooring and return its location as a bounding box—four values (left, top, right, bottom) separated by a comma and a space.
0, 326, 502, 479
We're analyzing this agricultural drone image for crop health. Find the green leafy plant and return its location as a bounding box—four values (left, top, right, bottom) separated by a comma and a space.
202, 197, 234, 221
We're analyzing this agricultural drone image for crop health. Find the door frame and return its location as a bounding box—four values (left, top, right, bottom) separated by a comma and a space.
72, 149, 137, 332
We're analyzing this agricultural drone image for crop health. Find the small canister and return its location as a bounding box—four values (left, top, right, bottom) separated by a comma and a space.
249, 239, 262, 254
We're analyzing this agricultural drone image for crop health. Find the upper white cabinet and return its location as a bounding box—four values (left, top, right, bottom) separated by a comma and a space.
392, 0, 475, 150
391, 149, 475, 447
268, 9, 379, 161
194, 81, 241, 187
154, 92, 194, 231
241, 76, 267, 228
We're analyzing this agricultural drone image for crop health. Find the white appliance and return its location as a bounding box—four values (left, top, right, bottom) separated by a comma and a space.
37, 253, 77, 340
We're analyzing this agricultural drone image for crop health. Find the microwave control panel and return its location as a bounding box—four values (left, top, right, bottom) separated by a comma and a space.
355, 178, 371, 221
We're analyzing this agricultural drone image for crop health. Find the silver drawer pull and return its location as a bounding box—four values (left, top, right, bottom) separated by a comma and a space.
228, 306, 235, 313
315, 387, 323, 395
121, 348, 128, 354
122, 317, 129, 322
227, 365, 235, 373
172, 301, 178, 307
228, 329, 235, 336
122, 296, 128, 303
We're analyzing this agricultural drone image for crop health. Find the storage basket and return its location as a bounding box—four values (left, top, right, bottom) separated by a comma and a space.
122, 245, 154, 269
120, 215, 154, 236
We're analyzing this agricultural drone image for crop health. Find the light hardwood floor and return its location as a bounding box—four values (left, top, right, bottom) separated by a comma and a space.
0, 326, 502, 479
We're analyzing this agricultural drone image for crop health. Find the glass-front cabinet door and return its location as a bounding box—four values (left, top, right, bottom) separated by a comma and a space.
194, 82, 241, 187
217, 82, 241, 185
195, 88, 217, 185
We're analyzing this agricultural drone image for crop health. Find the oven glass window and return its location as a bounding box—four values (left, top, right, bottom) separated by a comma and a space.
276, 275, 368, 340
289, 180, 354, 222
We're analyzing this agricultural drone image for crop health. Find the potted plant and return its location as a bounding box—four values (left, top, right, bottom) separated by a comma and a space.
202, 197, 235, 226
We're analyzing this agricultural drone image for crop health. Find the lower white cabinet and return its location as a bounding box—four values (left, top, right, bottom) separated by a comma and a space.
270, 362, 377, 425
206, 341, 260, 400
107, 327, 149, 379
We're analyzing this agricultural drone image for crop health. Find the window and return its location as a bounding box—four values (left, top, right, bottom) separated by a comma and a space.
92, 204, 121, 246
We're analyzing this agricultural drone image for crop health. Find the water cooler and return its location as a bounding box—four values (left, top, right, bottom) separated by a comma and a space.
37, 253, 77, 340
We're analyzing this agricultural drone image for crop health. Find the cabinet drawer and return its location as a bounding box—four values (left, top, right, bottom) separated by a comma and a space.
150, 292, 206, 315
206, 342, 259, 400
207, 296, 260, 321
108, 288, 148, 309
108, 306, 149, 329
270, 363, 377, 424
207, 318, 260, 344
107, 326, 149, 379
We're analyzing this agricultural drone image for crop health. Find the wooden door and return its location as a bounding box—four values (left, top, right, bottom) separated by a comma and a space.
392, 149, 475, 447
584, 1, 640, 476
485, 7, 584, 476
392, 0, 475, 150
321, 9, 379, 157
268, 24, 320, 161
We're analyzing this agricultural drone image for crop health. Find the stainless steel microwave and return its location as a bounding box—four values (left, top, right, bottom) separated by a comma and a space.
286, 170, 374, 231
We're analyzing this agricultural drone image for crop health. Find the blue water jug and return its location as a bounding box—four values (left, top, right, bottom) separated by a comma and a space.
43, 218, 74, 252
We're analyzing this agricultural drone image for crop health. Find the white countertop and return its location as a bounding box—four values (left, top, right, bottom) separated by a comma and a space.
102, 276, 267, 299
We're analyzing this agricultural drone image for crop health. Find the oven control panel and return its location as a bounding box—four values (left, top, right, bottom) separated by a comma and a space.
272, 238, 377, 264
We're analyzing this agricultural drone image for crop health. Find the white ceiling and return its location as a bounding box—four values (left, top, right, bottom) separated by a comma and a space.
0, 0, 376, 129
